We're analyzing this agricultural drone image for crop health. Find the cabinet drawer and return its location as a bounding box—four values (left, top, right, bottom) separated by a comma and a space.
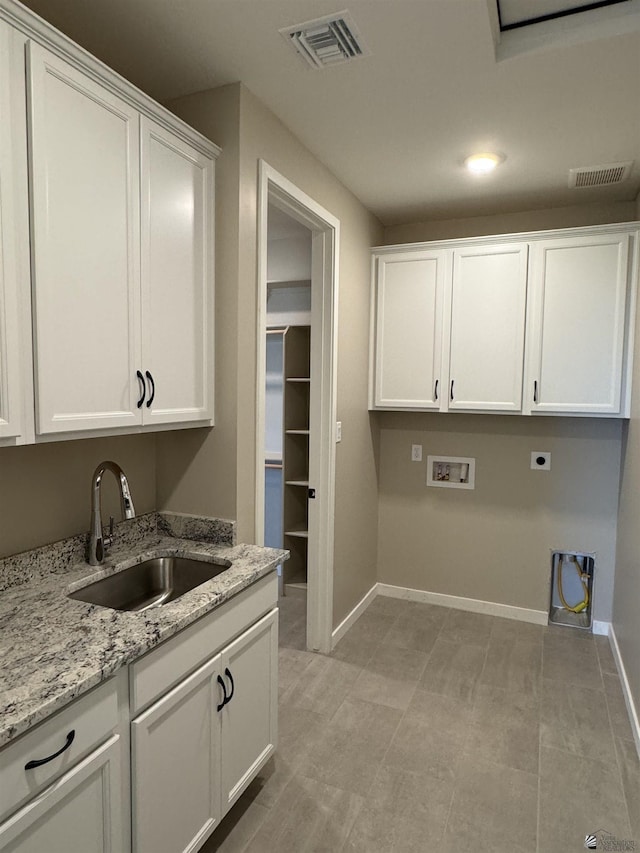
0, 677, 119, 822
130, 573, 278, 714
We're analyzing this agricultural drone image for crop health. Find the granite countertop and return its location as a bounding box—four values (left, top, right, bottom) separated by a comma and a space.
0, 513, 287, 748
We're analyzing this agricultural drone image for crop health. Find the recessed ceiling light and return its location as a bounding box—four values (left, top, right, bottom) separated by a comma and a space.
464, 152, 504, 174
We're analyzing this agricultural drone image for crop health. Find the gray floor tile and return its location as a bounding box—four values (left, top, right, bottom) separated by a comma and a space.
278, 646, 314, 697
342, 764, 454, 852
615, 736, 640, 838
464, 683, 540, 775
282, 654, 362, 719
441, 757, 538, 853
480, 637, 542, 697
384, 689, 471, 783
490, 617, 545, 644
200, 779, 269, 853
331, 612, 396, 666
419, 637, 487, 703
595, 634, 619, 675
349, 644, 428, 710
245, 774, 363, 853
300, 697, 402, 797
540, 678, 617, 765
542, 633, 604, 690
384, 617, 442, 654
603, 672, 637, 743
439, 608, 495, 647
539, 746, 632, 853
364, 595, 410, 617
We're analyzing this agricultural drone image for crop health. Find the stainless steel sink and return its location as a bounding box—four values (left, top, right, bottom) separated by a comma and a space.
69, 555, 232, 612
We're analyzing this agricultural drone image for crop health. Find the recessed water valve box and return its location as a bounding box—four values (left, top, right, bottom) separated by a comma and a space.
427, 456, 475, 490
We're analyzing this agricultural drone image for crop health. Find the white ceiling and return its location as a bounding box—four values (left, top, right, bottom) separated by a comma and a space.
18, 0, 640, 226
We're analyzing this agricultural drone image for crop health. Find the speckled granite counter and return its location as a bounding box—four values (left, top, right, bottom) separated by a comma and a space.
0, 513, 287, 748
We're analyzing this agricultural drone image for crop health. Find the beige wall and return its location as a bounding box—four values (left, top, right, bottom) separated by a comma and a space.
156, 85, 240, 522
376, 413, 621, 620
383, 200, 638, 245
377, 203, 634, 622
612, 189, 640, 722
156, 84, 383, 627
0, 433, 156, 559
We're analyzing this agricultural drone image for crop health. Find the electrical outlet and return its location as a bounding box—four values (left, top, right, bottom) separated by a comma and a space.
531, 451, 551, 471
411, 444, 422, 462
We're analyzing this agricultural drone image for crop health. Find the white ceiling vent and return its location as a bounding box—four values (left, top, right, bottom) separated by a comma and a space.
280, 11, 370, 70
568, 161, 633, 189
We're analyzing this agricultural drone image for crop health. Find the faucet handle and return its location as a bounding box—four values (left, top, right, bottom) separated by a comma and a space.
104, 516, 115, 549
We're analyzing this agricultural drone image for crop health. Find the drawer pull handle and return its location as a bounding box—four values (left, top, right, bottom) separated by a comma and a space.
25, 730, 75, 770
145, 371, 155, 407
225, 668, 235, 703
216, 675, 228, 712
434, 379, 438, 401
136, 370, 146, 408
533, 380, 538, 403
450, 380, 454, 401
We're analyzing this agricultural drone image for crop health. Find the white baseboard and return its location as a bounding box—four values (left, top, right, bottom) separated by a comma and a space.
377, 583, 548, 625
331, 584, 377, 649
609, 625, 640, 759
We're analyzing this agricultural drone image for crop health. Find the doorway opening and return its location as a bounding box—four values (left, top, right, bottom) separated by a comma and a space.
255, 162, 340, 654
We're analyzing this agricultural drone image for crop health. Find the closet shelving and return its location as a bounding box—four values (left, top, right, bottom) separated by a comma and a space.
281, 325, 311, 590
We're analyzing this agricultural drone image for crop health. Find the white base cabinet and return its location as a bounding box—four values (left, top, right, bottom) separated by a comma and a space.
0, 576, 279, 853
370, 224, 639, 418
131, 657, 221, 853
0, 737, 124, 853
131, 607, 278, 853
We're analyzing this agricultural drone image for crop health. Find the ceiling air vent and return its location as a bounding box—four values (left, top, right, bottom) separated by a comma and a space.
280, 11, 370, 70
568, 161, 633, 189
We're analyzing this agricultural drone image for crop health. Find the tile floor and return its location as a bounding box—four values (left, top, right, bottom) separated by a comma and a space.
203, 590, 640, 853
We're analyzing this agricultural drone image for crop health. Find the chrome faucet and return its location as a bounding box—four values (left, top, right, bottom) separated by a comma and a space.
88, 461, 136, 565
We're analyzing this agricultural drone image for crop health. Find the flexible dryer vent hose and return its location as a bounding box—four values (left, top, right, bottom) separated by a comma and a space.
557, 555, 589, 614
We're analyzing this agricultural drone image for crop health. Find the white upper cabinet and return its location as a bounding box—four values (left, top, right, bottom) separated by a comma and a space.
448, 243, 528, 412
140, 117, 214, 425
27, 42, 142, 434
526, 233, 630, 415
371, 226, 637, 418
373, 250, 446, 409
26, 42, 217, 437
0, 20, 27, 441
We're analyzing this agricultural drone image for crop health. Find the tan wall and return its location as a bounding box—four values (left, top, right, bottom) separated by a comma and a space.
0, 434, 156, 559
237, 86, 383, 626
376, 413, 621, 620
378, 203, 632, 622
156, 85, 241, 522
156, 84, 383, 628
612, 190, 640, 719
383, 200, 638, 245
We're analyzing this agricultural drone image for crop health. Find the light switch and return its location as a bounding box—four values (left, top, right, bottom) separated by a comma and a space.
411, 444, 422, 462
336, 421, 342, 442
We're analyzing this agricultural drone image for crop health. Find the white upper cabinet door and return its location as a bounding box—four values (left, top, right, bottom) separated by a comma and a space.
140, 117, 214, 425
27, 42, 142, 434
0, 21, 24, 440
374, 250, 446, 409
219, 609, 278, 816
448, 243, 528, 411
527, 234, 630, 414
